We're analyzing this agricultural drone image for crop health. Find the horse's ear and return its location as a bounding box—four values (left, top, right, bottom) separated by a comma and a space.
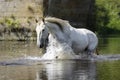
42, 18, 45, 24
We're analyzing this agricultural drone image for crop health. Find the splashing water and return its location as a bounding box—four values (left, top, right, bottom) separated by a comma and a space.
36, 39, 120, 61
41, 42, 77, 60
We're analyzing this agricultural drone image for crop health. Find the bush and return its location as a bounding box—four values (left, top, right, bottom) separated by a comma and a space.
95, 0, 120, 35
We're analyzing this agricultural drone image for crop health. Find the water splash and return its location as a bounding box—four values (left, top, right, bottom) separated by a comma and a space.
41, 42, 76, 60
0, 40, 120, 66
25, 54, 120, 62
38, 37, 120, 61
31, 38, 120, 61
93, 54, 120, 61
0, 54, 120, 66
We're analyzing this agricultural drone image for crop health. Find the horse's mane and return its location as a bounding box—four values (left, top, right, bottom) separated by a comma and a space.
44, 17, 71, 31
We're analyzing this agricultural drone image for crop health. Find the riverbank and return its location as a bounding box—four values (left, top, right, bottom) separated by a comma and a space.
0, 20, 37, 41
0, 22, 36, 41
0, 16, 37, 41
0, 21, 120, 41
0, 27, 36, 41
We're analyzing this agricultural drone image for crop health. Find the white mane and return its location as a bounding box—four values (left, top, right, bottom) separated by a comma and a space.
44, 17, 71, 29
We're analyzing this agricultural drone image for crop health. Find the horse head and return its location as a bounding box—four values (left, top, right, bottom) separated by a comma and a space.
35, 18, 49, 48
35, 17, 69, 48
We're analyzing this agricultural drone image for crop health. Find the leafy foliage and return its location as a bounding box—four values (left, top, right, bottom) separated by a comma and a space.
95, 0, 120, 35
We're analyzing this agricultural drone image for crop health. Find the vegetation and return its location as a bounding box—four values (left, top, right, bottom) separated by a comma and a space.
0, 17, 33, 41
95, 0, 120, 36
5, 18, 20, 28
0, 0, 120, 40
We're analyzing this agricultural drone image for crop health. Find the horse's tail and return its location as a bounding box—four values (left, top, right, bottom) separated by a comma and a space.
95, 47, 99, 55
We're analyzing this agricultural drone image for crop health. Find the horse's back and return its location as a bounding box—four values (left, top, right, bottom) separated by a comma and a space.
75, 28, 98, 51
77, 28, 98, 41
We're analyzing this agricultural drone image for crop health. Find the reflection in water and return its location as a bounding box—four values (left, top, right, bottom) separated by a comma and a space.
98, 37, 120, 54
0, 60, 96, 80
36, 60, 96, 80
96, 60, 120, 80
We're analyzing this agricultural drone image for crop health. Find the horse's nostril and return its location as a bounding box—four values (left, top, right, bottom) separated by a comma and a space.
39, 44, 43, 48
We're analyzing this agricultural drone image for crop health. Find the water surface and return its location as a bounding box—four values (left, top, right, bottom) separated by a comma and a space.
0, 37, 120, 80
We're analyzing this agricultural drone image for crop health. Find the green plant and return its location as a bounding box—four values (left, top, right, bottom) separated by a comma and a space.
5, 18, 20, 28
95, 0, 120, 35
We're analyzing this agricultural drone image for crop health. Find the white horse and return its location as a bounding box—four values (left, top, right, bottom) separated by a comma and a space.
35, 17, 98, 59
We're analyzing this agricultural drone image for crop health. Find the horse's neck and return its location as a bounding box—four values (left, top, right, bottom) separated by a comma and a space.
47, 24, 73, 45
48, 31, 68, 44
48, 26, 73, 48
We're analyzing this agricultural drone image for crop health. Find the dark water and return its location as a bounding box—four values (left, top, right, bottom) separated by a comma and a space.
0, 37, 120, 80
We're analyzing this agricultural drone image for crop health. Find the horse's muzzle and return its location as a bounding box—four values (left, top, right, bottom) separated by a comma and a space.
39, 44, 44, 48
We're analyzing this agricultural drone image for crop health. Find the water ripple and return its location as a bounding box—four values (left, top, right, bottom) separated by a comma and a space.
0, 54, 120, 66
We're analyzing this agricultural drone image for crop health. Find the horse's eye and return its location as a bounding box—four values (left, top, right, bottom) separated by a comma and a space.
42, 29, 45, 32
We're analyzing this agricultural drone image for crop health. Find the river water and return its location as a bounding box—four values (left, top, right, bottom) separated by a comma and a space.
0, 37, 120, 80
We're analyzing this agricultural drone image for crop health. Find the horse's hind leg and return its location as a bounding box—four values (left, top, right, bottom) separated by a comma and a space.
85, 48, 97, 58
95, 48, 99, 55
87, 47, 99, 56
81, 48, 92, 58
